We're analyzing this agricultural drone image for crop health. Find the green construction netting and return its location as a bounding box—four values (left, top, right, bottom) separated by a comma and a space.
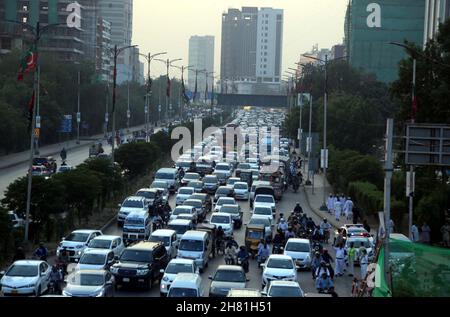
374, 238, 450, 297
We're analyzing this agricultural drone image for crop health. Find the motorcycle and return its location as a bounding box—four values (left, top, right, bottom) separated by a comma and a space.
237, 257, 249, 273
272, 244, 284, 255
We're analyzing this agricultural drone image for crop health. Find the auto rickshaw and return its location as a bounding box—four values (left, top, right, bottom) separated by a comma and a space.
245, 224, 265, 259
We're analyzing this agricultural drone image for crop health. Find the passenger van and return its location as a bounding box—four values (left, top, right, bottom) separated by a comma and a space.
167, 219, 195, 240
177, 231, 213, 272
249, 181, 271, 206
122, 211, 151, 244
167, 273, 203, 297
154, 168, 179, 193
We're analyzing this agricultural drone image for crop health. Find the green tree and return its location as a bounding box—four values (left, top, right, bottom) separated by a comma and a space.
114, 142, 161, 178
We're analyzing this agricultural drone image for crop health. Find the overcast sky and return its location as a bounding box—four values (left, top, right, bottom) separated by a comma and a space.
133, 0, 349, 79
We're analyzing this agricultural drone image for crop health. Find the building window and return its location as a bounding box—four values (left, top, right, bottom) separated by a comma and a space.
265, 27, 268, 31
265, 39, 267, 43
264, 52, 267, 56
264, 45, 267, 49
263, 71, 266, 75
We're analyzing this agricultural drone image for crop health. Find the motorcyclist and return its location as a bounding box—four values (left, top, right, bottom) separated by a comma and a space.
311, 252, 322, 279
49, 265, 63, 294
216, 226, 225, 252
225, 243, 237, 265
226, 238, 239, 249
57, 249, 70, 275
320, 218, 332, 243
272, 230, 285, 254
278, 218, 288, 233
257, 241, 270, 265
314, 261, 331, 280
293, 203, 303, 215
236, 246, 250, 273
316, 272, 334, 293
292, 175, 300, 192
306, 217, 316, 231
60, 148, 67, 161
34, 243, 48, 261
152, 214, 163, 231
285, 227, 295, 240
178, 167, 185, 180
300, 214, 308, 227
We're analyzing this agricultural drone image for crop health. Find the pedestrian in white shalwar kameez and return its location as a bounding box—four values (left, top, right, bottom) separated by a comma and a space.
327, 194, 334, 214
334, 200, 342, 222
344, 198, 354, 221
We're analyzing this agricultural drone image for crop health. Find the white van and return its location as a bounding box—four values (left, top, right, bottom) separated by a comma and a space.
122, 211, 151, 244
154, 168, 179, 193
178, 231, 213, 272
149, 229, 179, 259
167, 219, 195, 240
167, 273, 203, 297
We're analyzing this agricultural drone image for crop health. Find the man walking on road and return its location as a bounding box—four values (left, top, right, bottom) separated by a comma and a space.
347, 242, 357, 277
411, 223, 420, 242
334, 243, 346, 277
421, 223, 431, 244
334, 199, 342, 222
344, 197, 353, 221
327, 194, 334, 215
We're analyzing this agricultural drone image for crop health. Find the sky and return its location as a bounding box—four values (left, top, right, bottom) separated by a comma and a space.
133, 0, 349, 79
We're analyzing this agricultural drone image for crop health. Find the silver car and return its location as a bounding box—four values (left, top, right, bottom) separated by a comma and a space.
62, 270, 115, 297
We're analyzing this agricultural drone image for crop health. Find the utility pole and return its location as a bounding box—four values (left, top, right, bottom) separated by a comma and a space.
408, 58, 417, 239
383, 118, 394, 291
322, 54, 328, 210
306, 95, 313, 186
127, 71, 130, 132
76, 70, 81, 144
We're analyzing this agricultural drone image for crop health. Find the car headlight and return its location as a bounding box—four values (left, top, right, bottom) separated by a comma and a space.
77, 251, 82, 255
26, 283, 36, 288
76, 245, 84, 249
137, 269, 149, 276
287, 274, 296, 279
110, 267, 119, 274
162, 276, 169, 282
210, 286, 218, 294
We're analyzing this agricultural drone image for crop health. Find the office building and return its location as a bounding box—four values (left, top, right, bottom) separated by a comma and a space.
344, 0, 425, 83
424, 0, 450, 45
220, 7, 283, 95
188, 35, 214, 98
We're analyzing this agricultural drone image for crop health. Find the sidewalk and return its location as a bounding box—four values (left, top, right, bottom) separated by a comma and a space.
0, 124, 146, 170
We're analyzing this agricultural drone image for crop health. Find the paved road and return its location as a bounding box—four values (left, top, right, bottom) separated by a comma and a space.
95, 183, 355, 297
0, 127, 160, 199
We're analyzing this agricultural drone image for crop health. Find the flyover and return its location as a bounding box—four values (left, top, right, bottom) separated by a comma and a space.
216, 93, 287, 108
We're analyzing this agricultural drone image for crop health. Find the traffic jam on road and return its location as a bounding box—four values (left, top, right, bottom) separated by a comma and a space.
0, 108, 367, 297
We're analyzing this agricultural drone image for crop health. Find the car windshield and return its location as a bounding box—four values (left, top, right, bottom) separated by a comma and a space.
156, 172, 174, 180
214, 270, 246, 283
211, 215, 230, 224
220, 206, 239, 214
269, 286, 303, 297
136, 191, 155, 199
77, 274, 105, 286
215, 165, 229, 171
250, 218, 270, 227
217, 188, 231, 195
122, 200, 144, 208
254, 207, 271, 215
217, 199, 235, 206
174, 208, 192, 215
247, 230, 264, 239
188, 182, 202, 188
125, 217, 144, 225
286, 242, 310, 253
348, 239, 372, 248
168, 287, 198, 297
152, 182, 168, 189
179, 239, 203, 252
267, 259, 293, 269
204, 177, 217, 183
149, 236, 170, 246
66, 233, 89, 242
169, 224, 190, 235
7, 265, 38, 277
176, 161, 192, 168
255, 196, 274, 203
238, 164, 251, 169
79, 253, 106, 265
165, 263, 194, 274
88, 239, 111, 249
179, 188, 194, 195
120, 250, 152, 262
184, 174, 198, 180
234, 184, 247, 189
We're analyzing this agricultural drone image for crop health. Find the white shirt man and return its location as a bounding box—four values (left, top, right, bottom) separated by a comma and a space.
334, 200, 342, 221
344, 198, 354, 220
411, 224, 419, 242
327, 195, 334, 214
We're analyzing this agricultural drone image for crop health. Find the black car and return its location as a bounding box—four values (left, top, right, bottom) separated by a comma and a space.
110, 241, 169, 290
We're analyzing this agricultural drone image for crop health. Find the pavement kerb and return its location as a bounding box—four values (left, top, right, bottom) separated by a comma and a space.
302, 186, 340, 230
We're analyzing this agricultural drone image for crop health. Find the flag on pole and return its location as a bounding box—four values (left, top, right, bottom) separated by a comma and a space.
205, 82, 208, 102
181, 74, 190, 104
193, 74, 198, 102
18, 45, 37, 81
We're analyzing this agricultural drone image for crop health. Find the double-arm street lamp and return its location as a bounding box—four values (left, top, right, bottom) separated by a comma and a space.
111, 44, 138, 164
5, 20, 65, 242
137, 52, 167, 140
172, 64, 194, 122
302, 53, 347, 210
155, 58, 182, 123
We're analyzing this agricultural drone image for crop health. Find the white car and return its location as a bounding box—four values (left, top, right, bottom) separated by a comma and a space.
254, 194, 276, 214
214, 197, 236, 213
209, 213, 234, 237
0, 260, 51, 296
261, 255, 298, 288
252, 206, 273, 222
214, 163, 232, 178
181, 173, 201, 187
117, 196, 149, 226
160, 258, 197, 296
176, 187, 195, 206
150, 181, 170, 204
209, 265, 248, 297
262, 281, 304, 297
171, 205, 198, 223
85, 235, 125, 257
233, 182, 249, 200
283, 238, 312, 269
150, 229, 179, 259
57, 230, 103, 262
75, 249, 115, 271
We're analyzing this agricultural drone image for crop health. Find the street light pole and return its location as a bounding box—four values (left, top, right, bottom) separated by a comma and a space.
76, 70, 81, 144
